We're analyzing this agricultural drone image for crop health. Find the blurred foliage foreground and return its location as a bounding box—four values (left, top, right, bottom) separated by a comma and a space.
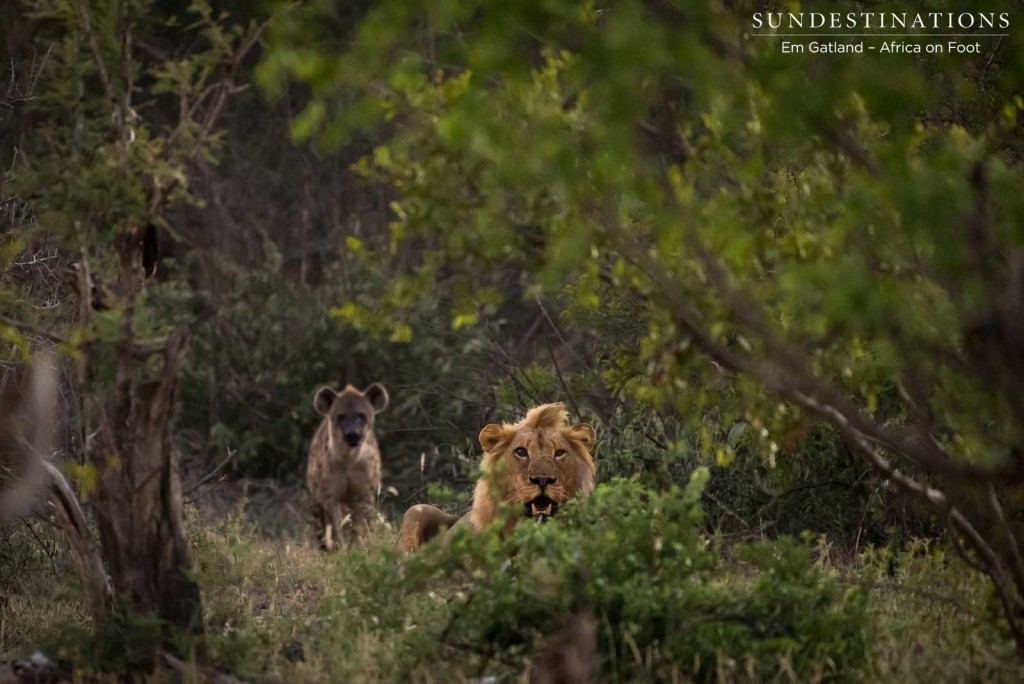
4, 473, 1021, 682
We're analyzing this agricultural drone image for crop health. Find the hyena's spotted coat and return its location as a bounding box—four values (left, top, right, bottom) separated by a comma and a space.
307, 383, 388, 549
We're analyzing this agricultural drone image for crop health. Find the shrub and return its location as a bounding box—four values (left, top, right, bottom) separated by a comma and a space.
404, 472, 872, 682
189, 471, 873, 681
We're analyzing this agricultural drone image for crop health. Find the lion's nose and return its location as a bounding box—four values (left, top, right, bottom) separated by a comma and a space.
529, 475, 556, 488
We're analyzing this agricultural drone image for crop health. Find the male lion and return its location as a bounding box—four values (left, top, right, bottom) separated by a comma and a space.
396, 403, 596, 553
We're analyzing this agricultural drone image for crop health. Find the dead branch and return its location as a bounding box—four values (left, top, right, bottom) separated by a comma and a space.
184, 448, 236, 498
42, 459, 113, 620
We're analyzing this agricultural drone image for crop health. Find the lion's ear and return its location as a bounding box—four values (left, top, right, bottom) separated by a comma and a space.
479, 424, 511, 453
565, 423, 597, 451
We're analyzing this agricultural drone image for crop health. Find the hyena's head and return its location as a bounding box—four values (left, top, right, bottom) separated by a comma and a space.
313, 383, 389, 448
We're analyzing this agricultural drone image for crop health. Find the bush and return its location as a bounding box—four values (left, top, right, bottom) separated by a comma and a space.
404, 472, 872, 682
189, 471, 873, 682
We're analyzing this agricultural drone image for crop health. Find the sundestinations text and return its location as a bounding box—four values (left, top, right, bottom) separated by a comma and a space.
753, 12, 1009, 30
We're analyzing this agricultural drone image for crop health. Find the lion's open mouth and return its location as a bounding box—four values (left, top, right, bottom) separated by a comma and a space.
525, 495, 559, 522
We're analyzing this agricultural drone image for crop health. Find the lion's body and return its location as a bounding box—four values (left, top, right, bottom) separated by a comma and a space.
396, 403, 596, 553
307, 383, 388, 549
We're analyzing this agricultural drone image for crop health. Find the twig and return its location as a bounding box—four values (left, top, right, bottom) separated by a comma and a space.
160, 651, 248, 684
546, 339, 581, 419
21, 518, 59, 573
981, 35, 1004, 81
0, 315, 68, 345
400, 485, 432, 505
184, 449, 236, 497
987, 482, 1024, 599
704, 491, 751, 531
535, 295, 588, 367
76, 1, 115, 105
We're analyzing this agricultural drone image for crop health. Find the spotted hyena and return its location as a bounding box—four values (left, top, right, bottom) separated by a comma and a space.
307, 383, 388, 549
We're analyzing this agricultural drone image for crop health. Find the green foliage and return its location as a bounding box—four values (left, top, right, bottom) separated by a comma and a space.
259, 1, 1024, 620
17, 0, 241, 248
6, 499, 1021, 682
169, 243, 355, 479
854, 540, 1023, 682
261, 0, 1024, 474
184, 473, 872, 681
411, 474, 871, 682
7, 0, 263, 387
168, 240, 497, 483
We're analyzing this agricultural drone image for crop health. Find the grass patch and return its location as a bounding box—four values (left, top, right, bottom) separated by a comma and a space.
2, 479, 1022, 682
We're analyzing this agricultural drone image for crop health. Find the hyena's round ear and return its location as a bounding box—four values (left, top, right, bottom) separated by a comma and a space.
565, 423, 597, 451
365, 383, 389, 413
313, 386, 336, 415
479, 424, 511, 453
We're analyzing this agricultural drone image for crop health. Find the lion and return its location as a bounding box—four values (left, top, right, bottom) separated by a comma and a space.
395, 403, 596, 553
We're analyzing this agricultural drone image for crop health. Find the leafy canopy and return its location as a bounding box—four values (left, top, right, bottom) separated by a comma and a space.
260, 0, 1024, 471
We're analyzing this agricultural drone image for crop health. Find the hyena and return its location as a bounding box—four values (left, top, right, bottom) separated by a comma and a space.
307, 383, 388, 549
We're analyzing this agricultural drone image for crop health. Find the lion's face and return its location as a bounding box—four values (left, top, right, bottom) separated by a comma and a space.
473, 404, 596, 527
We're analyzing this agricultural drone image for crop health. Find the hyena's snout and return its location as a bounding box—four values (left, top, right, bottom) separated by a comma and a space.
338, 415, 365, 447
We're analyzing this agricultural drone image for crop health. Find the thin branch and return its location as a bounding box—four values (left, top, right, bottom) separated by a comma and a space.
987, 482, 1024, 598
152, 20, 266, 216
546, 339, 581, 419
73, 252, 94, 386
184, 448, 235, 497
705, 491, 751, 531
20, 517, 59, 573
0, 315, 68, 345
535, 295, 589, 367
77, 1, 115, 105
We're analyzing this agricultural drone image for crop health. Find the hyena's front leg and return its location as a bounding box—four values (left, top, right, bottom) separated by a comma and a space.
325, 502, 351, 551
348, 497, 376, 544
310, 502, 329, 550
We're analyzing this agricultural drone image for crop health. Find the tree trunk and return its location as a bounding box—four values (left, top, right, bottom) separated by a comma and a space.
77, 233, 203, 637
88, 325, 202, 633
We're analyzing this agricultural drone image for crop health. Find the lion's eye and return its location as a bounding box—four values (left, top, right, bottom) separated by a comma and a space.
554, 449, 567, 459
513, 447, 529, 459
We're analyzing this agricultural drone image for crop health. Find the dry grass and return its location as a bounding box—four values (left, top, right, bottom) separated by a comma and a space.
0, 519, 89, 658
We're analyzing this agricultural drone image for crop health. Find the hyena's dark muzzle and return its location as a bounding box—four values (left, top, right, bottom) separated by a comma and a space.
337, 415, 366, 447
